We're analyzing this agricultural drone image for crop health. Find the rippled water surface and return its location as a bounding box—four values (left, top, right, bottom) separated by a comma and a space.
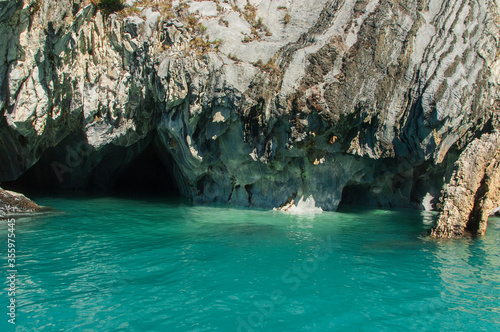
1, 196, 499, 331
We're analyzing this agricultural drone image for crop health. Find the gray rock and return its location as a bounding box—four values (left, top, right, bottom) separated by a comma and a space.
124, 16, 144, 39
124, 0, 137, 7
172, 20, 184, 29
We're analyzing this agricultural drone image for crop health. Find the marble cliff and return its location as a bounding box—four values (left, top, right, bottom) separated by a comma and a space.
0, 0, 499, 237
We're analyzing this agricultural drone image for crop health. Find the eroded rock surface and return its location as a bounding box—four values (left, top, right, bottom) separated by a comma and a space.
431, 131, 500, 238
0, 187, 49, 216
0, 1, 499, 232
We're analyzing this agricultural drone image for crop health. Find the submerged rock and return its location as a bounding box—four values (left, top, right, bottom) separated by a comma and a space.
0, 1, 499, 234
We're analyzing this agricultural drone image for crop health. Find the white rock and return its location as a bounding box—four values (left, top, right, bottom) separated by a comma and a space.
188, 1, 218, 17
213, 111, 225, 123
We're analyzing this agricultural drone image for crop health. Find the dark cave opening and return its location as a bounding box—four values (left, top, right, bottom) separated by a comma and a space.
338, 183, 380, 210
1, 135, 180, 198
106, 143, 180, 197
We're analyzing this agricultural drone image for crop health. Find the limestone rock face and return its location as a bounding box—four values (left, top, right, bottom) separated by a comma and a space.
431, 131, 500, 238
0, 1, 499, 231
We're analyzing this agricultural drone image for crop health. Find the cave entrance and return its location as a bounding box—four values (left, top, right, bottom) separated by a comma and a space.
1, 134, 180, 198
338, 183, 378, 210
107, 142, 180, 197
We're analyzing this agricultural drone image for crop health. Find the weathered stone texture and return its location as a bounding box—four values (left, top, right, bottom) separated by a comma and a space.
0, 186, 49, 216
431, 132, 500, 237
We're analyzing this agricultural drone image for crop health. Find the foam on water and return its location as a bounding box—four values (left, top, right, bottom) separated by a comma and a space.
274, 195, 323, 214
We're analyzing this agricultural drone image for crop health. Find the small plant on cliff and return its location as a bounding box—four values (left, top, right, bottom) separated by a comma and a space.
253, 59, 264, 68
216, 0, 224, 14
218, 17, 229, 27
283, 13, 291, 24
242, 34, 254, 43
252, 59, 280, 74
90, 0, 124, 14
227, 53, 240, 62
29, 0, 41, 15
185, 13, 207, 33
189, 37, 222, 57
243, 2, 257, 22
126, 0, 173, 16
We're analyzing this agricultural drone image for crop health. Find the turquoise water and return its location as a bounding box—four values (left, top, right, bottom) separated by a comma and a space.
1, 196, 499, 331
